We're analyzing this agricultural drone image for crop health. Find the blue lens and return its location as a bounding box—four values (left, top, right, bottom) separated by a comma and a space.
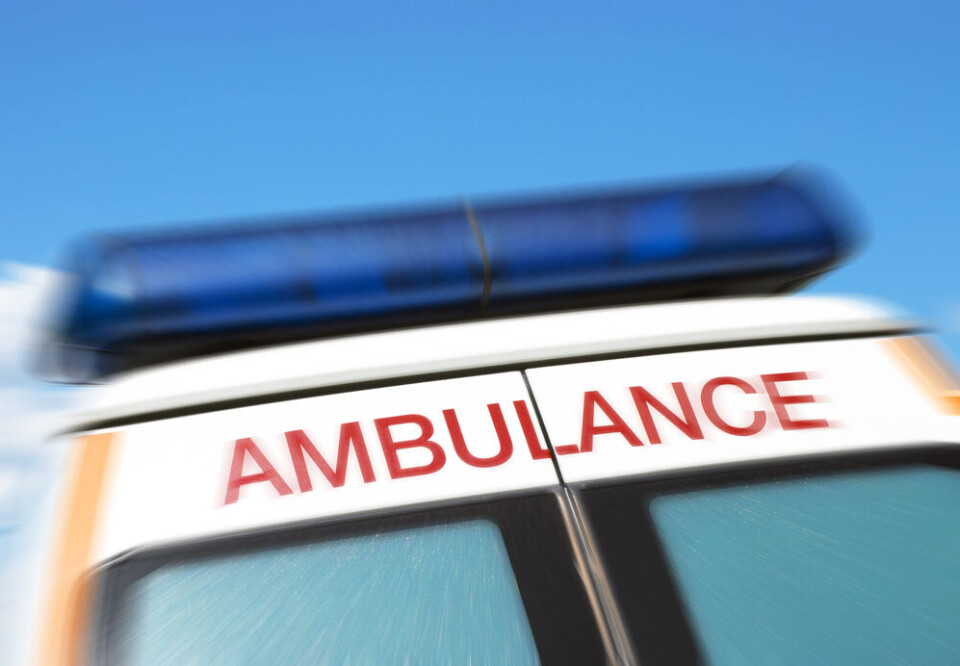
45, 169, 855, 381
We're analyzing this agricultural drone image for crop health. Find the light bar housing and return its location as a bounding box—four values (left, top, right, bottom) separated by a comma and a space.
42, 169, 856, 382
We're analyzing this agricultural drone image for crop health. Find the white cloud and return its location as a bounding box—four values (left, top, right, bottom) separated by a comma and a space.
0, 263, 79, 661
0, 263, 65, 375
0, 263, 77, 505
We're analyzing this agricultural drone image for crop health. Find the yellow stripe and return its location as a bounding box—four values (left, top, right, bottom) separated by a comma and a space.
37, 432, 116, 666
884, 337, 960, 416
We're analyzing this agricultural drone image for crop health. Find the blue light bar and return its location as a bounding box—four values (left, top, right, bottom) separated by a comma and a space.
44, 169, 856, 382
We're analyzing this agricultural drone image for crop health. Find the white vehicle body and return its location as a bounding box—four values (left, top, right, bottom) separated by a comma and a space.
25, 295, 960, 665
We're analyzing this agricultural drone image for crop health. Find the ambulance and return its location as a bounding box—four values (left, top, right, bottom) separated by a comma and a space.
19, 170, 960, 665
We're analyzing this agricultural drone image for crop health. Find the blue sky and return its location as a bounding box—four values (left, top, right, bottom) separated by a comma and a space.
1, 1, 959, 346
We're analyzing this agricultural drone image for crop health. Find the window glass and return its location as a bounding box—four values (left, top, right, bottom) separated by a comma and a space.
649, 464, 960, 665
121, 520, 540, 666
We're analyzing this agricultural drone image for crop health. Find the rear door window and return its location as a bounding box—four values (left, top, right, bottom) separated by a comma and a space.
580, 453, 960, 665
124, 520, 536, 665
96, 493, 610, 666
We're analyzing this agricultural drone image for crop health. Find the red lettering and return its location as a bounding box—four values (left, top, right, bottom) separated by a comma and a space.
513, 400, 556, 459
445, 406, 513, 468
701, 377, 766, 436
761, 372, 829, 430
285, 424, 375, 492
580, 391, 643, 452
375, 414, 447, 479
630, 382, 703, 444
224, 437, 293, 505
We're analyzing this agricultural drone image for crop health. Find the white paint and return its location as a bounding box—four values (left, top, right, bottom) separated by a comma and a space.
94, 372, 557, 561
91, 334, 960, 561
527, 338, 947, 485
70, 296, 912, 430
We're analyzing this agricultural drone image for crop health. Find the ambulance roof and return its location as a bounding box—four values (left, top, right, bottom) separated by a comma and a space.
66, 295, 913, 433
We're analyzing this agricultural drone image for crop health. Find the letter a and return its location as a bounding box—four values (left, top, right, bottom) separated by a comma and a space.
580, 391, 643, 452
224, 438, 293, 505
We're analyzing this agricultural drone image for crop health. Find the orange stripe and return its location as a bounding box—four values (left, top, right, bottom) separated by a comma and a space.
36, 432, 117, 666
884, 337, 960, 416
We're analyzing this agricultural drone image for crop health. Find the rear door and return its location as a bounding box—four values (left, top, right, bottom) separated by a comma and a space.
51, 373, 613, 665
526, 335, 960, 665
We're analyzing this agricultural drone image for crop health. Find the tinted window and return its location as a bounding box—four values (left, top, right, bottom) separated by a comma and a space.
97, 493, 610, 666
581, 454, 960, 665
123, 520, 538, 665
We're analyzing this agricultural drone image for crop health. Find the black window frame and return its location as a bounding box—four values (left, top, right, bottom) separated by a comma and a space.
90, 489, 611, 666
576, 445, 960, 666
